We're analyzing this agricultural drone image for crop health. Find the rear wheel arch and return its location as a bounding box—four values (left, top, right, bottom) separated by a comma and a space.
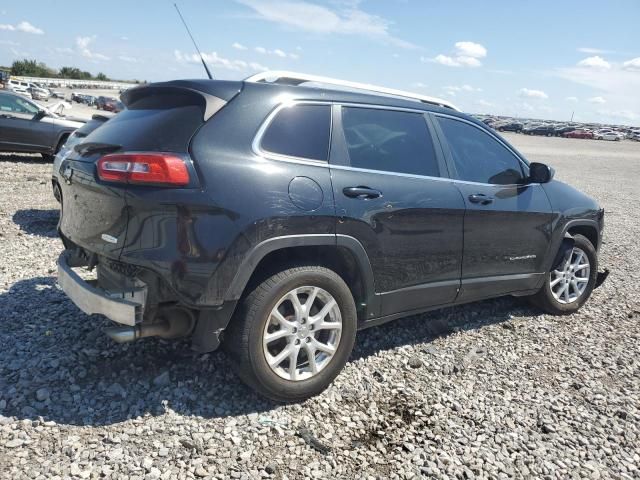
225, 235, 377, 321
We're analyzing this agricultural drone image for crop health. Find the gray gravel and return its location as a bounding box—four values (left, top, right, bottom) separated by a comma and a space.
1, 136, 639, 479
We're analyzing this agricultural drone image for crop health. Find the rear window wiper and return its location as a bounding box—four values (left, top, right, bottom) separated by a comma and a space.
74, 142, 122, 156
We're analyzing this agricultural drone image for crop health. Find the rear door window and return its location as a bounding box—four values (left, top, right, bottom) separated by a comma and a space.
260, 104, 331, 161
340, 107, 440, 177
437, 116, 525, 185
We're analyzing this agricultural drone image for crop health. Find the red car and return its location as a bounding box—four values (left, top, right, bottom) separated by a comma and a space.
102, 99, 124, 113
563, 129, 593, 139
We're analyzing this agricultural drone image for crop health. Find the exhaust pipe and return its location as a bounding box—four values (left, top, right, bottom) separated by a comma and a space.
105, 307, 195, 343
104, 322, 172, 343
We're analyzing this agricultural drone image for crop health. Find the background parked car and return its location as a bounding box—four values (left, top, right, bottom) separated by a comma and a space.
496, 121, 523, 133
102, 99, 124, 112
523, 124, 555, 136
0, 90, 84, 161
594, 130, 623, 141
96, 96, 112, 110
563, 129, 594, 139
29, 86, 50, 101
554, 125, 577, 136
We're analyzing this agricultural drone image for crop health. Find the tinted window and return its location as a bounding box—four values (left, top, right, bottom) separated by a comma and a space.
261, 104, 331, 161
341, 107, 440, 177
437, 117, 525, 185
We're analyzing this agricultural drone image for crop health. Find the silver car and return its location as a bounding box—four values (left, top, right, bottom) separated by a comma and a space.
0, 90, 83, 160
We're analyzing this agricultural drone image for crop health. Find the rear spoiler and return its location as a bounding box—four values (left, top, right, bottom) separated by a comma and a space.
121, 80, 242, 121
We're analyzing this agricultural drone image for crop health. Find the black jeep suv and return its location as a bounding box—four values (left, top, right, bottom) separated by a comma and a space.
55, 73, 604, 401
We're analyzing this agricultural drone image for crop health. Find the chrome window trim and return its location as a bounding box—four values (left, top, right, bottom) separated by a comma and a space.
253, 99, 449, 171
252, 100, 540, 187
252, 100, 333, 164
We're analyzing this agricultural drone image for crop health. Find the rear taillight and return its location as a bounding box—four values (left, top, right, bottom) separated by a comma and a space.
97, 153, 190, 186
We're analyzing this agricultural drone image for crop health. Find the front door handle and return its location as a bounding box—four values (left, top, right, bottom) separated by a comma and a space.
343, 186, 382, 200
468, 193, 493, 205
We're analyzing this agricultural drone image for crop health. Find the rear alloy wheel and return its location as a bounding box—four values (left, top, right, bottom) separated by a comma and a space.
528, 234, 597, 314
224, 266, 357, 402
263, 286, 342, 381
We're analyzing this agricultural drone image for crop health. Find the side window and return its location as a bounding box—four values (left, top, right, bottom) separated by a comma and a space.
437, 117, 525, 185
260, 104, 331, 161
341, 107, 440, 177
0, 95, 38, 115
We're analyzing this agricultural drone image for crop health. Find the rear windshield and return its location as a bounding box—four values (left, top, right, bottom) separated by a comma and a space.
80, 92, 206, 152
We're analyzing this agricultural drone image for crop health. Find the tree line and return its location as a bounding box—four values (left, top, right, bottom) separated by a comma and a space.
8, 59, 143, 83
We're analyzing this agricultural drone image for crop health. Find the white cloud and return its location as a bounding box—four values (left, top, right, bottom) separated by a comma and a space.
175, 49, 268, 72
411, 82, 427, 88
254, 45, 298, 58
578, 47, 615, 54
556, 62, 640, 124
232, 42, 248, 50
249, 61, 269, 71
518, 88, 548, 99
0, 39, 19, 46
444, 84, 482, 93
587, 96, 606, 104
236, 0, 416, 48
577, 56, 611, 70
622, 57, 640, 71
455, 56, 482, 67
426, 41, 487, 67
55, 47, 74, 54
454, 41, 487, 59
118, 55, 137, 63
120, 36, 129, 41
0, 20, 44, 34
597, 109, 638, 122
475, 99, 493, 108
76, 36, 110, 61
565, 96, 578, 102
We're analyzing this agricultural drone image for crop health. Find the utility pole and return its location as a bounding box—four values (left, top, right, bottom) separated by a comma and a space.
571, 111, 574, 122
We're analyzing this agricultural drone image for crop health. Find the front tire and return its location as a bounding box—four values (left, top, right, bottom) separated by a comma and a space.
528, 234, 598, 314
224, 266, 357, 402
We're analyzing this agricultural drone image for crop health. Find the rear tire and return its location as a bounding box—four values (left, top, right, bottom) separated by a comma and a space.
528, 234, 597, 315
224, 265, 357, 402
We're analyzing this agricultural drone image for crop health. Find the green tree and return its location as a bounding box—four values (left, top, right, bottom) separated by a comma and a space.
95, 72, 108, 81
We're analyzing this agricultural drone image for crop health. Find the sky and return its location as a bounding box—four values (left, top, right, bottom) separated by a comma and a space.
1, 0, 639, 125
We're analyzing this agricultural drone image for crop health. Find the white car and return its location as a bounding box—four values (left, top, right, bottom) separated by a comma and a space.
594, 131, 623, 141
8, 85, 32, 98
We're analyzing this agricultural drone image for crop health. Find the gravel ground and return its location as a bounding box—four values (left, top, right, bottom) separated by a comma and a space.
0, 136, 639, 479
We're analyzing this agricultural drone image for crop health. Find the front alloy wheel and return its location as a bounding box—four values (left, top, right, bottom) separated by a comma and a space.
549, 247, 590, 304
528, 234, 598, 314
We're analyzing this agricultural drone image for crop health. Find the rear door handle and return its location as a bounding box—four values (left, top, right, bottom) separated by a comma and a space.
343, 186, 382, 200
468, 193, 493, 205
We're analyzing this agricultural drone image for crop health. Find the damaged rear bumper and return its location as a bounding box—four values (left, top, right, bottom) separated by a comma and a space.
57, 251, 147, 326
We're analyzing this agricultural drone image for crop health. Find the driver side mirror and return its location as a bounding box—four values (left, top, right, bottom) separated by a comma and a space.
528, 162, 554, 184
33, 109, 47, 120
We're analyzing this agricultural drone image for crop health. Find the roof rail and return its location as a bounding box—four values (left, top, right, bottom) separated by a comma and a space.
244, 71, 460, 111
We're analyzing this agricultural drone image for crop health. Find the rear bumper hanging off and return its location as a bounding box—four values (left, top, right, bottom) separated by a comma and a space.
57, 251, 146, 326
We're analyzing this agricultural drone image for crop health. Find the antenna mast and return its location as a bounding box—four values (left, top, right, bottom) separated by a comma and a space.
174, 3, 213, 79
